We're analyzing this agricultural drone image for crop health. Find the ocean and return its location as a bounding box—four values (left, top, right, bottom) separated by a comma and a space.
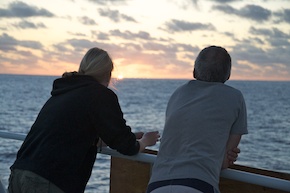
0, 74, 290, 192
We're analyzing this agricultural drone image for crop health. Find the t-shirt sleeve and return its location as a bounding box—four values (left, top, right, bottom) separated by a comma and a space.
230, 93, 248, 135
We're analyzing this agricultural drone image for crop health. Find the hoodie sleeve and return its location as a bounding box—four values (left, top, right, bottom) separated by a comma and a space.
93, 88, 140, 156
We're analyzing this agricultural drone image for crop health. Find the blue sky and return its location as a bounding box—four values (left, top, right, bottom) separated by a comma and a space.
0, 0, 290, 80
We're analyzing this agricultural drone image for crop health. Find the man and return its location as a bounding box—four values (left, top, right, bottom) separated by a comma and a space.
147, 46, 248, 193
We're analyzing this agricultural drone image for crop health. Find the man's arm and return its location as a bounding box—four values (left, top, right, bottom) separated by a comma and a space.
222, 134, 242, 169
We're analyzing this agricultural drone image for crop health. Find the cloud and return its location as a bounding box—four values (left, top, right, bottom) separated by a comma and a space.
88, 0, 107, 5
171, 0, 198, 10
0, 48, 40, 71
53, 44, 71, 52
231, 26, 290, 69
0, 1, 54, 18
97, 32, 110, 40
109, 30, 155, 40
142, 42, 198, 55
0, 33, 17, 51
226, 25, 290, 80
90, 31, 110, 40
213, 4, 271, 22
98, 8, 137, 23
274, 9, 290, 24
12, 20, 46, 29
250, 26, 290, 39
190, 0, 198, 5
0, 33, 42, 71
89, 0, 127, 5
250, 26, 290, 47
78, 16, 97, 25
163, 19, 216, 33
210, 0, 239, 2
142, 42, 178, 55
231, 38, 290, 75
111, 42, 195, 71
0, 33, 43, 51
67, 32, 87, 37
41, 36, 198, 76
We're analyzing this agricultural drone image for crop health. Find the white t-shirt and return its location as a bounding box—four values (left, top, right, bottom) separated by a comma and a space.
149, 80, 248, 192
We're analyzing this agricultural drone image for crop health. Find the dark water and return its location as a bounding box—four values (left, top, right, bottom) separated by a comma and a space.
0, 74, 289, 192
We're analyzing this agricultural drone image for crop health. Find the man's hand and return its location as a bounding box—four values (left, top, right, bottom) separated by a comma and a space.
227, 147, 240, 165
222, 147, 240, 169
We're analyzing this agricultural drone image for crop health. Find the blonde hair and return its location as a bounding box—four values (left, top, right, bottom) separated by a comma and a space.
63, 47, 114, 85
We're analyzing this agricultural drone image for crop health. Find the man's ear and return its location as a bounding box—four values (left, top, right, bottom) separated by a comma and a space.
193, 69, 196, 78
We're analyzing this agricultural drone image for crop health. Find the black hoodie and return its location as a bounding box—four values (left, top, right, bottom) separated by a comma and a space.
11, 75, 140, 193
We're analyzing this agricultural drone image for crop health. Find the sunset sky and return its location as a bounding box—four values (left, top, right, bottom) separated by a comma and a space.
0, 0, 289, 80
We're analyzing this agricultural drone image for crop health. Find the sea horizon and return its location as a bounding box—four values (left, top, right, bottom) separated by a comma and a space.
1, 73, 290, 82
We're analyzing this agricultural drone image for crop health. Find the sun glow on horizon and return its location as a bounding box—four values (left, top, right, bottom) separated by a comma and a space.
117, 74, 124, 80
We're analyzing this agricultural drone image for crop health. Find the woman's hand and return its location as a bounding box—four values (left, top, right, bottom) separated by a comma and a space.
134, 132, 144, 139
138, 131, 160, 152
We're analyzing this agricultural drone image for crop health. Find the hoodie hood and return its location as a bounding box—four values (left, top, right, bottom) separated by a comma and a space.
51, 75, 98, 96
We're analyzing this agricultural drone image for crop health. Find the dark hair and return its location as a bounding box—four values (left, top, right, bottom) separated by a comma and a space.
193, 46, 231, 83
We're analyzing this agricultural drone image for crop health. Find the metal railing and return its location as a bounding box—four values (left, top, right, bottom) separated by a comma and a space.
0, 131, 290, 192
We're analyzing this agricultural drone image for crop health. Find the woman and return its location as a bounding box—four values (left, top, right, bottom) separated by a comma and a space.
8, 47, 160, 193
